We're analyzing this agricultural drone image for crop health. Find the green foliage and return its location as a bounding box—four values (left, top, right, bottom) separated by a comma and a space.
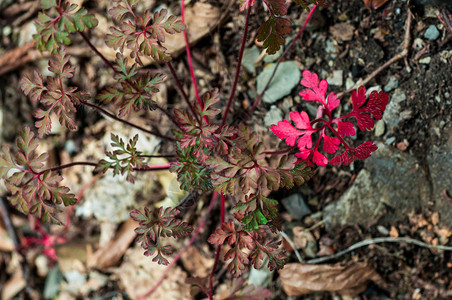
0, 127, 76, 224
130, 207, 192, 265
97, 53, 166, 117
34, 0, 98, 53
257, 16, 291, 55
106, 1, 185, 64
95, 134, 147, 183
20, 46, 90, 137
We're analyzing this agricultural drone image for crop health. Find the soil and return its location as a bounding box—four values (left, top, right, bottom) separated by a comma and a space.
0, 0, 451, 299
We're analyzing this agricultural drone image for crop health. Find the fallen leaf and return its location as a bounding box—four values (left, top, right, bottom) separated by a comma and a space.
88, 218, 138, 269
363, 0, 390, 10
279, 262, 382, 296
181, 246, 214, 278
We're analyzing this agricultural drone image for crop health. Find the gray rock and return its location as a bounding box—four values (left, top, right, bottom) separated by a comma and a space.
264, 106, 283, 126
326, 70, 343, 87
424, 25, 440, 41
323, 144, 429, 227
374, 119, 385, 137
419, 56, 432, 64
257, 61, 301, 104
384, 76, 399, 92
427, 146, 452, 227
242, 46, 260, 73
383, 89, 407, 127
281, 193, 311, 219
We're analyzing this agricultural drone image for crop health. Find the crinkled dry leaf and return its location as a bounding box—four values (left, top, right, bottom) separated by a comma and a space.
181, 246, 214, 278
363, 0, 390, 10
88, 218, 138, 269
279, 262, 383, 296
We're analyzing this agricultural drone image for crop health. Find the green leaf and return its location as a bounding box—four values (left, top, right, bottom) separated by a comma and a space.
256, 16, 291, 55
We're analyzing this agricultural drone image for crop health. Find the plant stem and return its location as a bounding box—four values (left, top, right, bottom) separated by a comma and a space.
166, 60, 200, 124
44, 161, 172, 174
247, 5, 318, 118
181, 0, 203, 111
81, 100, 174, 141
137, 192, 219, 300
208, 193, 226, 299
79, 32, 181, 134
220, 7, 251, 128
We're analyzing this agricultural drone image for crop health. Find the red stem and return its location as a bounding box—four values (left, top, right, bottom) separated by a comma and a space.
220, 7, 252, 128
137, 192, 219, 300
208, 193, 226, 299
80, 100, 174, 141
181, 0, 203, 111
166, 60, 200, 124
248, 5, 318, 117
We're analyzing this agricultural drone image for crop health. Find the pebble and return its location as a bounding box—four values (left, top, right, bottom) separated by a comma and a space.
325, 39, 337, 58
385, 136, 396, 145
345, 77, 355, 90
264, 106, 283, 126
419, 56, 432, 64
413, 38, 426, 50
384, 76, 399, 92
424, 25, 440, 41
281, 193, 311, 220
326, 70, 343, 86
374, 119, 385, 136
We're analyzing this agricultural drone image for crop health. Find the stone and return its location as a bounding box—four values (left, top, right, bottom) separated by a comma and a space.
257, 61, 301, 104
326, 70, 343, 86
383, 76, 398, 92
264, 106, 283, 126
383, 89, 406, 127
281, 193, 311, 219
374, 119, 385, 137
242, 46, 260, 73
323, 144, 429, 227
424, 25, 440, 41
419, 56, 431, 64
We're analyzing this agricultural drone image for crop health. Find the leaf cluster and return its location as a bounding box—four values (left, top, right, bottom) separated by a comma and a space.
20, 46, 90, 137
34, 0, 98, 53
271, 70, 389, 166
208, 221, 287, 277
94, 134, 147, 183
130, 207, 192, 265
106, 0, 185, 64
0, 127, 76, 224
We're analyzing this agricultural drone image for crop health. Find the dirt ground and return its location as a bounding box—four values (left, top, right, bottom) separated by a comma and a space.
0, 0, 451, 299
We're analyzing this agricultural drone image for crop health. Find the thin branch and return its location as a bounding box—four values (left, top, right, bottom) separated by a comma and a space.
247, 5, 318, 118
166, 60, 199, 124
220, 7, 252, 128
44, 161, 172, 174
181, 0, 202, 110
81, 100, 174, 141
79, 32, 181, 133
79, 32, 117, 73
137, 192, 219, 300
336, 5, 412, 99
280, 231, 304, 263
208, 193, 226, 299
306, 236, 452, 264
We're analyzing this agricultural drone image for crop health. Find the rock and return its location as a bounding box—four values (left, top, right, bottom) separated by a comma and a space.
330, 22, 355, 43
257, 61, 301, 104
281, 193, 311, 220
413, 38, 426, 51
383, 76, 398, 92
264, 106, 283, 126
345, 77, 355, 90
424, 25, 440, 41
419, 56, 431, 64
385, 136, 396, 145
249, 267, 273, 287
427, 146, 452, 227
242, 46, 260, 73
326, 70, 343, 87
323, 144, 429, 227
374, 119, 385, 136
325, 39, 337, 58
383, 89, 406, 127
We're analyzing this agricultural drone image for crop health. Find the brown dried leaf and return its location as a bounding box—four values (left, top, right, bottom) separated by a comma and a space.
363, 0, 390, 10
330, 23, 355, 42
89, 218, 138, 269
181, 246, 214, 278
279, 262, 383, 296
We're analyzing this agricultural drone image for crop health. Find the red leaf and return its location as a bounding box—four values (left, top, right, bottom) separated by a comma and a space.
270, 111, 314, 149
337, 121, 355, 137
322, 134, 340, 154
330, 141, 378, 166
312, 149, 328, 166
264, 0, 288, 16
299, 70, 328, 105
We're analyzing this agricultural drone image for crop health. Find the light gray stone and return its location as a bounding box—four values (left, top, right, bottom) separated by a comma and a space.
281, 193, 311, 219
323, 144, 429, 227
424, 25, 440, 41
